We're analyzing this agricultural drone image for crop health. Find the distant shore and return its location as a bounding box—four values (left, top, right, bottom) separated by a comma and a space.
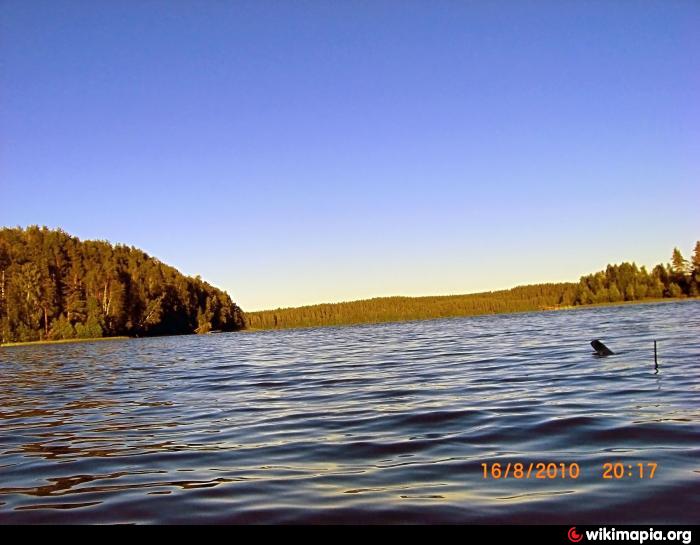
243, 296, 698, 332
0, 336, 129, 348
541, 296, 692, 312
2, 297, 696, 345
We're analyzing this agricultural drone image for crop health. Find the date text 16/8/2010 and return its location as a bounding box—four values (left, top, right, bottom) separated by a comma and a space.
481, 462, 658, 479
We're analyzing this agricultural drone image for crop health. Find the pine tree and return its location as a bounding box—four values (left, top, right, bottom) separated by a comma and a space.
671, 247, 688, 275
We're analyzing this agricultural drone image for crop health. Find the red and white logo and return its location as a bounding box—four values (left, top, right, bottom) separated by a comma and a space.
568, 527, 584, 543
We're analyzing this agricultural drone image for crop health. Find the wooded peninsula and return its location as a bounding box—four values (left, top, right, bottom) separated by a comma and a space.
0, 227, 245, 343
0, 226, 698, 343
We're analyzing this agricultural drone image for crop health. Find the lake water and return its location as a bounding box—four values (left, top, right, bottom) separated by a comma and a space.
0, 301, 698, 524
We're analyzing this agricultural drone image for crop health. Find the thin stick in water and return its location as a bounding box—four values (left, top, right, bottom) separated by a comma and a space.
654, 340, 658, 368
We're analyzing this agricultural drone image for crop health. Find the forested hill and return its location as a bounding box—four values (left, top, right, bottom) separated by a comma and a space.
0, 226, 245, 344
246, 241, 700, 330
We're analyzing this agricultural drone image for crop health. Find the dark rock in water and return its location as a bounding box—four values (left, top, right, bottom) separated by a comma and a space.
591, 339, 614, 356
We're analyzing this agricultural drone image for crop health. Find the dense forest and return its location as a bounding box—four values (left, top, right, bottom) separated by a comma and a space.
1, 227, 697, 341
0, 227, 245, 343
245, 241, 700, 330
245, 284, 578, 330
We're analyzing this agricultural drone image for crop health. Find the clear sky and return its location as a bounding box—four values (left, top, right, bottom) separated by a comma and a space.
1, 1, 698, 311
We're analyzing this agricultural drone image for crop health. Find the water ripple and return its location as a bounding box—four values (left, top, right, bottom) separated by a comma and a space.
0, 300, 699, 523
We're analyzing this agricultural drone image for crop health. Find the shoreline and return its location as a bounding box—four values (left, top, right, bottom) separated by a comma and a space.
2, 297, 696, 345
540, 296, 693, 312
243, 296, 698, 333
0, 336, 130, 348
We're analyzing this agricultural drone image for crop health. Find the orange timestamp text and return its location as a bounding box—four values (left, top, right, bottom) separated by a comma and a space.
481, 462, 658, 479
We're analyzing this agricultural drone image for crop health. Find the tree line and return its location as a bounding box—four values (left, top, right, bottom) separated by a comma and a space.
0, 226, 245, 343
245, 283, 579, 330
2, 227, 697, 341
573, 245, 699, 304
245, 241, 700, 330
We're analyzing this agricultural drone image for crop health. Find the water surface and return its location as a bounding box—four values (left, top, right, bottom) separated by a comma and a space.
1, 301, 699, 523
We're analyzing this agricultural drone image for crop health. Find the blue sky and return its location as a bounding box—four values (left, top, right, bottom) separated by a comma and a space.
1, 1, 698, 310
